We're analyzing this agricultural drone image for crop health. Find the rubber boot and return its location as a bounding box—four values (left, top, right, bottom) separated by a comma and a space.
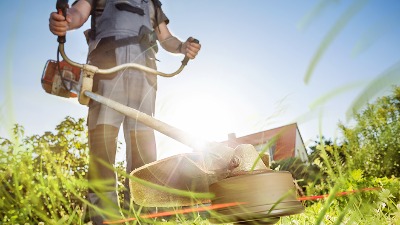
87, 125, 121, 224
88, 124, 119, 190
88, 191, 122, 225
123, 129, 157, 214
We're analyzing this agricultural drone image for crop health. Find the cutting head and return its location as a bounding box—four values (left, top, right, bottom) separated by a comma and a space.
209, 171, 304, 224
130, 144, 269, 206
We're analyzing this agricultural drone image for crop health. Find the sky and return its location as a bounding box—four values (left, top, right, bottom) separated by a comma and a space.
1, 0, 400, 160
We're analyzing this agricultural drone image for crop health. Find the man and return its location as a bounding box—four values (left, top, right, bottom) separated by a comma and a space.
49, 0, 201, 223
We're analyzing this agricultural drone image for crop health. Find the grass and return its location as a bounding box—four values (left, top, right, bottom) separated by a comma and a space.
1, 122, 399, 225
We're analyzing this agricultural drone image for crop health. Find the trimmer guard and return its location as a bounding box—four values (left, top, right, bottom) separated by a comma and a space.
209, 171, 305, 224
130, 152, 216, 207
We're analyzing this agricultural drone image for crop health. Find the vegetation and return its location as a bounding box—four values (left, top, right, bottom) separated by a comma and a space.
0, 117, 90, 224
339, 87, 400, 178
1, 87, 400, 224
272, 86, 400, 224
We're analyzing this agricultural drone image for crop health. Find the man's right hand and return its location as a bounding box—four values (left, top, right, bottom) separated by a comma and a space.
49, 11, 72, 36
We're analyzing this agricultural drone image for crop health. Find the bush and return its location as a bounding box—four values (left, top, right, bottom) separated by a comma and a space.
0, 117, 90, 224
339, 86, 400, 178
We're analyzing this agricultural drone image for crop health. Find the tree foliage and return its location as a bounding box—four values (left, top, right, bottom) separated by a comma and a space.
0, 117, 90, 224
339, 86, 400, 178
308, 137, 347, 168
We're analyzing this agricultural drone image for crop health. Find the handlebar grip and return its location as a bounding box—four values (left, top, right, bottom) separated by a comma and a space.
56, 0, 69, 44
181, 38, 200, 66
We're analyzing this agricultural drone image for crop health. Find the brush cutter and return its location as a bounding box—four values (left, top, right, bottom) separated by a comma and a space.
42, 1, 304, 223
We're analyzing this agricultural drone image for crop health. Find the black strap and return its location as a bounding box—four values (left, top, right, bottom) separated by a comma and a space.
90, 0, 99, 40
152, 0, 162, 8
151, 0, 163, 32
115, 3, 144, 15
71, 0, 79, 6
114, 36, 142, 48
90, 24, 156, 55
90, 36, 142, 56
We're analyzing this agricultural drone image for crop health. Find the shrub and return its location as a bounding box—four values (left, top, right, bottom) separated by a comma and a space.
0, 117, 90, 224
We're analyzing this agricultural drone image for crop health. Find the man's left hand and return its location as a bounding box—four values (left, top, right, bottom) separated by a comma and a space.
182, 37, 201, 59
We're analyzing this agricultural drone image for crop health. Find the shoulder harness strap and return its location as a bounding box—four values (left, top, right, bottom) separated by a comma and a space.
152, 0, 162, 31
90, 0, 99, 40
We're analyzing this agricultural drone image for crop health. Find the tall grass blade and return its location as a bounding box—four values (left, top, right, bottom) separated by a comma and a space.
309, 81, 367, 109
346, 61, 400, 119
304, 0, 368, 84
352, 17, 395, 57
315, 183, 340, 225
297, 0, 338, 31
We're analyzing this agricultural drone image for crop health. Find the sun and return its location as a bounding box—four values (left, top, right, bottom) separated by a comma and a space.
155, 91, 237, 157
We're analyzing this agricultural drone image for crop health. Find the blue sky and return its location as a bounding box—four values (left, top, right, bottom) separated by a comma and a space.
1, 0, 400, 159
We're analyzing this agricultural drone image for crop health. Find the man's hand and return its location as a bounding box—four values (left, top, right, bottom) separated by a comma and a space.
48, 0, 92, 37
155, 22, 201, 59
49, 11, 72, 36
182, 37, 201, 59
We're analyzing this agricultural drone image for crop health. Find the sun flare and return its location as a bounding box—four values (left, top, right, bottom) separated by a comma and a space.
155, 92, 238, 157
